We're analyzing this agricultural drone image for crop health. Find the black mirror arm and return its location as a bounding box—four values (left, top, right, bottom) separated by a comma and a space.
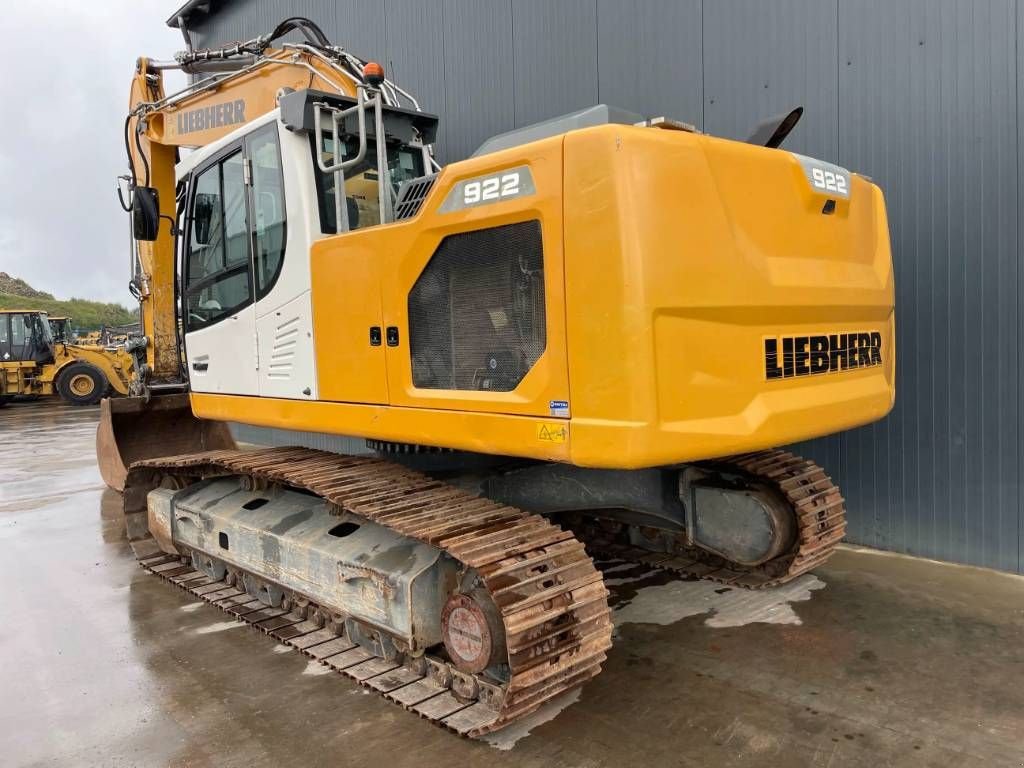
159, 214, 179, 237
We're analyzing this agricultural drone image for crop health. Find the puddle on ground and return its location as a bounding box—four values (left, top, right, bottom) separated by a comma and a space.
479, 562, 825, 751
303, 660, 332, 676
601, 560, 825, 629
193, 620, 245, 635
482, 689, 581, 751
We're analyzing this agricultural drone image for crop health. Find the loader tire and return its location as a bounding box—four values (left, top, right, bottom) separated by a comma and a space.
57, 362, 108, 406
0, 396, 9, 408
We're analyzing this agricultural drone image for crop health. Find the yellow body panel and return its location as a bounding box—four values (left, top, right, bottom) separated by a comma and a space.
560, 126, 894, 466
0, 362, 38, 397
193, 123, 894, 470
310, 136, 570, 418
192, 393, 571, 462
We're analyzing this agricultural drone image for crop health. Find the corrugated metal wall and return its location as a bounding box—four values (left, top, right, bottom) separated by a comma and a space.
184, 1, 1023, 574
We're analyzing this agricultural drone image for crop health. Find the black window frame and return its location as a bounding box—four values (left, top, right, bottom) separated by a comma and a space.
4, 312, 54, 364
245, 122, 288, 302
181, 122, 289, 334
0, 314, 10, 361
182, 142, 254, 334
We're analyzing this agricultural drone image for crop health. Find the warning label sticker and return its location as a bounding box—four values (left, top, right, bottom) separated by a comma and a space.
537, 423, 568, 443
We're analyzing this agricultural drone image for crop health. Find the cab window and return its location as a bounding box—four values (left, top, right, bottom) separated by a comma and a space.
10, 313, 28, 360
311, 136, 425, 234
6, 313, 52, 363
247, 124, 287, 300
0, 315, 9, 360
184, 149, 252, 331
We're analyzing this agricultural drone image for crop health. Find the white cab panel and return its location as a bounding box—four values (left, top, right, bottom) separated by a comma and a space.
186, 303, 259, 395
178, 113, 324, 401
250, 122, 321, 399
257, 290, 318, 399
254, 123, 322, 317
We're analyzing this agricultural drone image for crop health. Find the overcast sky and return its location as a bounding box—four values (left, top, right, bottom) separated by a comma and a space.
0, 1, 186, 305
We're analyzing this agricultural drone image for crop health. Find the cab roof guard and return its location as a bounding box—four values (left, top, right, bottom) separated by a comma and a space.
280, 88, 439, 146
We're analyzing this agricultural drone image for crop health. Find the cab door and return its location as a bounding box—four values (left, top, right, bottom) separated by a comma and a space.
182, 145, 259, 395
7, 313, 52, 364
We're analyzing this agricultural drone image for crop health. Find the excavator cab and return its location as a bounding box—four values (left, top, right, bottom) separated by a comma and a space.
166, 87, 438, 403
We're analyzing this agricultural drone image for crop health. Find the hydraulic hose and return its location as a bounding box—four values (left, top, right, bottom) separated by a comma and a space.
118, 116, 136, 211
267, 17, 332, 48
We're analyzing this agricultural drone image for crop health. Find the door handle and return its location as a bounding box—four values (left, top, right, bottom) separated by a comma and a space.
192, 361, 209, 372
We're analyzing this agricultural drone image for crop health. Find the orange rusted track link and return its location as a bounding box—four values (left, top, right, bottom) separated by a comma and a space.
122, 446, 613, 737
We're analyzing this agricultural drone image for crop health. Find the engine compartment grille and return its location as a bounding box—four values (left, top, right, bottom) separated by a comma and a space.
408, 221, 546, 391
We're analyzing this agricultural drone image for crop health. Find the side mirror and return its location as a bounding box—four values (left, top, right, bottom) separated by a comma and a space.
132, 186, 160, 241
192, 192, 216, 245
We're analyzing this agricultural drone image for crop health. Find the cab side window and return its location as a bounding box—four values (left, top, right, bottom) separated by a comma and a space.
247, 124, 287, 300
10, 313, 28, 360
0, 315, 10, 360
184, 150, 252, 331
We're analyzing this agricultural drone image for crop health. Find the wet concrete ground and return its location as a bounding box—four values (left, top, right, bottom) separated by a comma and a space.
3, 400, 1024, 767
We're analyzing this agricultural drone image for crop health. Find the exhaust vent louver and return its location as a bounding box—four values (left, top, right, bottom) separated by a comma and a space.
394, 174, 438, 220
408, 220, 546, 392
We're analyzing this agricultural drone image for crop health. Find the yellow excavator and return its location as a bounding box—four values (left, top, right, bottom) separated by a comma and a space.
98, 18, 894, 736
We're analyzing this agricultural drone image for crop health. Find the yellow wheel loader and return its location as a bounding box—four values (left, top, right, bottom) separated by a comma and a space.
98, 18, 894, 736
0, 309, 134, 406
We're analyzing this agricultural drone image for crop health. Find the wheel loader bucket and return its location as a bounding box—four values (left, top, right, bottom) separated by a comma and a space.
96, 393, 236, 491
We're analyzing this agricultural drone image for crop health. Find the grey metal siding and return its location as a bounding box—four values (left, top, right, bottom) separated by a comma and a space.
183, 1, 1024, 575
1019, 0, 1024, 578
510, 0, 599, 128
595, 0, 703, 127
439, 0, 514, 163
383, 0, 448, 153
702, 0, 839, 161
797, 0, 1020, 573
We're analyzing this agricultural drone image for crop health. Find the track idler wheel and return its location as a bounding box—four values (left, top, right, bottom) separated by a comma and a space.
441, 590, 507, 675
